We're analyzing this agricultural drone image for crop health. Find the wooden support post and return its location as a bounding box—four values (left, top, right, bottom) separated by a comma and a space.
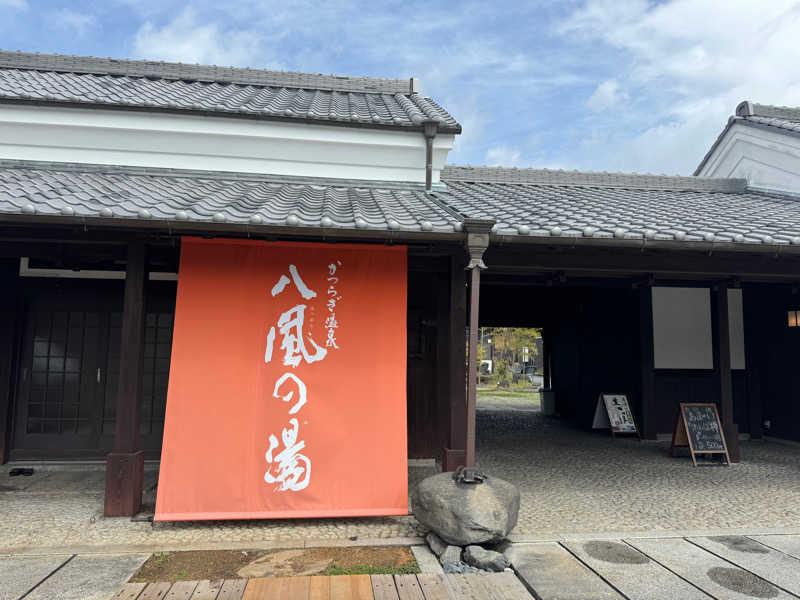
638, 283, 657, 440
741, 286, 763, 439
104, 241, 147, 517
463, 219, 494, 469
0, 258, 19, 465
712, 284, 741, 462
542, 327, 551, 390
443, 252, 467, 472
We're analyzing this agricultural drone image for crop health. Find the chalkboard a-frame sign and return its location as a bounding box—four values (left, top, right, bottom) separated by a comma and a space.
670, 403, 731, 466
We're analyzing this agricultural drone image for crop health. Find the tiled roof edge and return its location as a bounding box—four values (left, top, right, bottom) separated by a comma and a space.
0, 50, 415, 94
737, 100, 800, 122
0, 158, 435, 190
442, 165, 747, 193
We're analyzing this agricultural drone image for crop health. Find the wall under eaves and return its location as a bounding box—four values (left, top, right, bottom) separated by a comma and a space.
698, 121, 800, 196
0, 104, 455, 185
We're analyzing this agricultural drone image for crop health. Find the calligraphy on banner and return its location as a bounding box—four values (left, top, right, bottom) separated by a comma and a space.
262, 261, 341, 492
155, 238, 408, 521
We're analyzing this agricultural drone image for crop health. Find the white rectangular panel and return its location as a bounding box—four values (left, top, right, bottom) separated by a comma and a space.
652, 287, 713, 369
728, 288, 746, 370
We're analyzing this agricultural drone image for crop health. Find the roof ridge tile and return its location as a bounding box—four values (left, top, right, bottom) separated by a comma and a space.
0, 49, 414, 94
441, 165, 747, 193
737, 100, 800, 121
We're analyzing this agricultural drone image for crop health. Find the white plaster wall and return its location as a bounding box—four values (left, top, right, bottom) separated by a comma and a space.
698, 122, 800, 195
652, 287, 713, 369
728, 289, 746, 370
652, 287, 746, 370
0, 104, 455, 184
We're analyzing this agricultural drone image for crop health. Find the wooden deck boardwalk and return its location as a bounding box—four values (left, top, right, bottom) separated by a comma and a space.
111, 572, 531, 599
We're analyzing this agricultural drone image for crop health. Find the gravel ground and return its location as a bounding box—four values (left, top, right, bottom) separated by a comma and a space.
478, 408, 800, 533
2, 406, 800, 551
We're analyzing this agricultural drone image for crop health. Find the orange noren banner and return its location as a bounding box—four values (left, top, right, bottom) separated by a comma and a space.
155, 238, 408, 521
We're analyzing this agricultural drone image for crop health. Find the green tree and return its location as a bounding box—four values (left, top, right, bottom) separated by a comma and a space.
478, 327, 541, 388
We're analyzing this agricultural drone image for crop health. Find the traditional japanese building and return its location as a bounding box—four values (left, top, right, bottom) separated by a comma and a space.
2, 50, 800, 518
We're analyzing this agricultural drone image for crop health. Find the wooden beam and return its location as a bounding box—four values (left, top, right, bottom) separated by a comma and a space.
712, 284, 741, 462
638, 284, 657, 440
104, 241, 147, 516
485, 246, 800, 281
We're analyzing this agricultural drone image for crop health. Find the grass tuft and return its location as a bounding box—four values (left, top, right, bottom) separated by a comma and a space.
324, 563, 420, 576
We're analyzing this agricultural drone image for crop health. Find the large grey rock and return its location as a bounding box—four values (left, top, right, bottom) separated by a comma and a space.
426, 531, 447, 557
439, 545, 462, 566
412, 472, 520, 545
463, 545, 511, 572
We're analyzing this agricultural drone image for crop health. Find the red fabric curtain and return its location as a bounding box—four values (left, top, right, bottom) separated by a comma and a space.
155, 238, 408, 521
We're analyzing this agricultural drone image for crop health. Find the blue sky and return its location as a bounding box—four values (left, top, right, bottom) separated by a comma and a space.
2, 0, 800, 174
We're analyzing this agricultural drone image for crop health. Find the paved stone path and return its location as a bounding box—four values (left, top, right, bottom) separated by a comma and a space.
0, 466, 431, 552
10, 535, 800, 599
0, 552, 147, 600
510, 534, 800, 599
3, 407, 800, 550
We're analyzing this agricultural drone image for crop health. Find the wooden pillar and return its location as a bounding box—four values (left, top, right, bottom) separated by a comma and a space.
443, 252, 467, 472
741, 285, 763, 439
434, 266, 452, 463
104, 241, 147, 516
0, 258, 19, 465
712, 284, 741, 462
638, 283, 657, 439
542, 327, 551, 389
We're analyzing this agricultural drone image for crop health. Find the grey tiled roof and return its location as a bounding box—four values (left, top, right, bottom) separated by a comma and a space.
0, 50, 460, 133
440, 165, 800, 245
4, 161, 800, 250
0, 162, 461, 234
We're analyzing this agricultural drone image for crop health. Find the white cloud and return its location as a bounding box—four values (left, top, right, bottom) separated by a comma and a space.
54, 9, 97, 36
0, 0, 27, 9
132, 8, 263, 67
559, 0, 800, 173
485, 145, 522, 167
586, 79, 626, 112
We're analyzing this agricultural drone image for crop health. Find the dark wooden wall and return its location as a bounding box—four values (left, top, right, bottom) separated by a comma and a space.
480, 284, 641, 428
3, 272, 177, 461
549, 288, 641, 428
479, 282, 759, 436
406, 257, 453, 459
743, 284, 800, 441
2, 244, 459, 463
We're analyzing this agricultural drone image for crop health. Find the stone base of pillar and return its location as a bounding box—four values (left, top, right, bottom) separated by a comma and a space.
442, 448, 465, 472
104, 451, 144, 517
724, 423, 741, 463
